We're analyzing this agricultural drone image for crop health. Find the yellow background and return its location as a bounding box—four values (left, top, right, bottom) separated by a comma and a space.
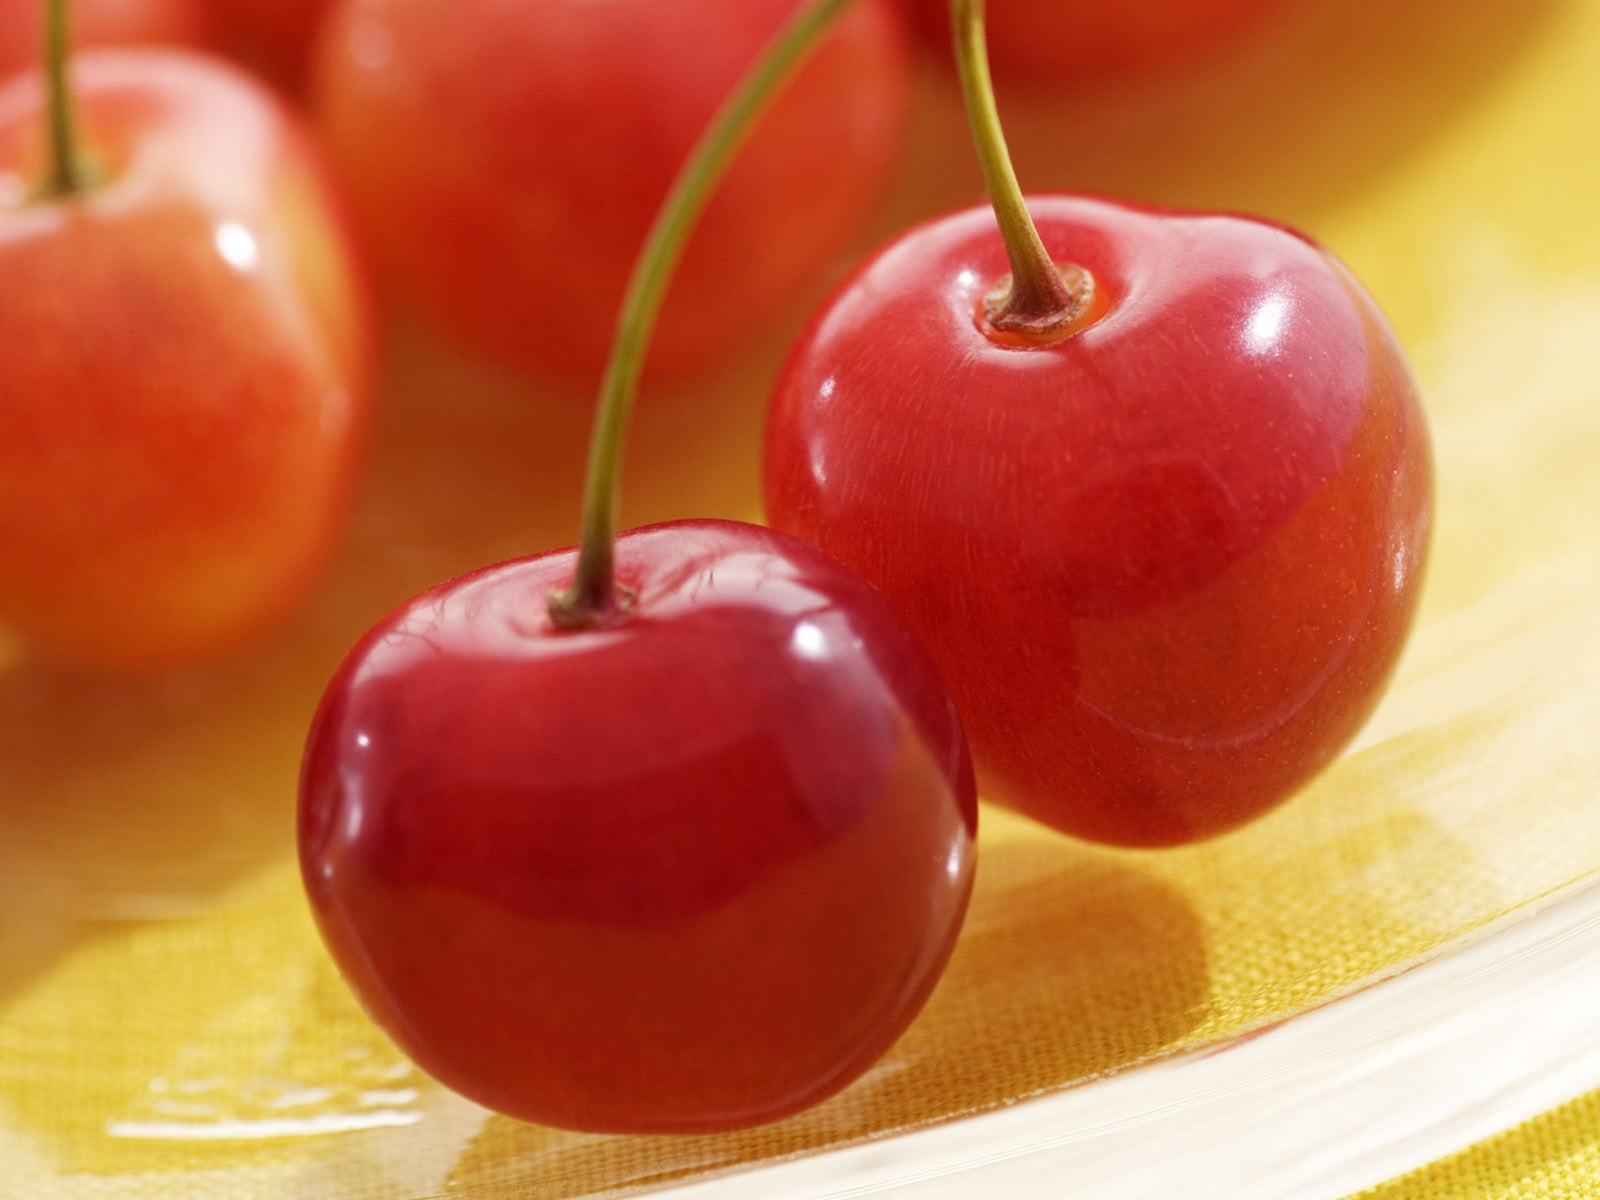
3, 0, 1599, 1194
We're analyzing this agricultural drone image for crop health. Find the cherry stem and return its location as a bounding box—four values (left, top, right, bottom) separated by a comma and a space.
548, 0, 855, 629
39, 0, 92, 197
949, 0, 1093, 340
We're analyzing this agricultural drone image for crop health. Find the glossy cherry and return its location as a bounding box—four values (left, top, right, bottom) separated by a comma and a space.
310, 0, 912, 388
0, 49, 373, 668
298, 519, 976, 1133
765, 194, 1433, 846
902, 0, 1294, 87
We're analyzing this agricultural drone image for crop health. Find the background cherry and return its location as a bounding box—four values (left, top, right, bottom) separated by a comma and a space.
0, 46, 374, 669
309, 0, 913, 390
901, 0, 1296, 88
0, 0, 211, 79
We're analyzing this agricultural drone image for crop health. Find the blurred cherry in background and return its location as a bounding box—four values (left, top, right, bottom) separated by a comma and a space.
311, 0, 914, 392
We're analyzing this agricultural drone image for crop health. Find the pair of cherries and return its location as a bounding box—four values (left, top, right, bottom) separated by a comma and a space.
0, 0, 1422, 1138
300, 194, 1432, 1133
301, 0, 1432, 1137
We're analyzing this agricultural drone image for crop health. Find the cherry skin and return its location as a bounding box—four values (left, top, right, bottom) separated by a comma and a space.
0, 0, 213, 80
765, 195, 1433, 847
310, 0, 912, 388
0, 50, 373, 669
902, 0, 1293, 87
299, 519, 977, 1134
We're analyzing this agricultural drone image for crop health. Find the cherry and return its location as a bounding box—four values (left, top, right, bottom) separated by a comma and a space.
0, 40, 373, 669
309, 0, 912, 389
902, 0, 1294, 87
763, 1, 1432, 847
299, 519, 976, 1132
299, 1, 975, 1133
0, 0, 211, 80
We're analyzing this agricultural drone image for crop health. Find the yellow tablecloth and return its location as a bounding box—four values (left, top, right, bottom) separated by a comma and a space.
3, 0, 1598, 1194
1357, 1089, 1600, 1200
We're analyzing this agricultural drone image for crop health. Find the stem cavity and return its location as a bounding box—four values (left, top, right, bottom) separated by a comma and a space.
547, 0, 856, 630
950, 0, 1098, 343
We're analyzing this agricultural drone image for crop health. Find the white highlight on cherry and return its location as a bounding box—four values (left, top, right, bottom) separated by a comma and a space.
214, 221, 259, 273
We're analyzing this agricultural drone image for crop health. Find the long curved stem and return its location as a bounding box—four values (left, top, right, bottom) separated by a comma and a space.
549, 0, 857, 628
950, 0, 1094, 340
40, 0, 92, 197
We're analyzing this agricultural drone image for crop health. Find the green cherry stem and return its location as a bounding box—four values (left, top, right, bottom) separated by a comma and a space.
38, 0, 93, 197
950, 0, 1096, 341
548, 0, 856, 629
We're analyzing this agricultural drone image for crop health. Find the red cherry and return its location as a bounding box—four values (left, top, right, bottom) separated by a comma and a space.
0, 50, 374, 669
901, 0, 1294, 86
765, 195, 1432, 847
298, 518, 976, 1133
310, 0, 912, 388
0, 0, 213, 80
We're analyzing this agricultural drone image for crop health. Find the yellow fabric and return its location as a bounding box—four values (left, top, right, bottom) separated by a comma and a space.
1352, 1089, 1600, 1200
3, 0, 1599, 1195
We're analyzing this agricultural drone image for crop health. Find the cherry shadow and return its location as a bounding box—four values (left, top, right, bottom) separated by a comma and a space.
885, 0, 1568, 232
441, 841, 1209, 1198
435, 681, 1553, 1199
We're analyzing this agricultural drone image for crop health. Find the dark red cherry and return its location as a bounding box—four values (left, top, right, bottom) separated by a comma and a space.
298, 518, 976, 1133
